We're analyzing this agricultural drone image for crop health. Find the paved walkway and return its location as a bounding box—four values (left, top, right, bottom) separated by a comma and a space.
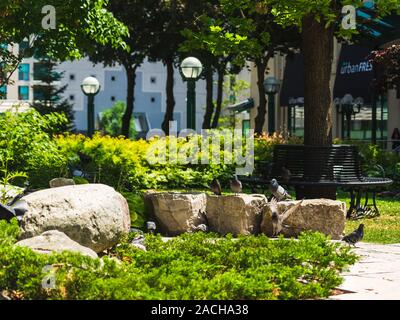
329, 242, 400, 300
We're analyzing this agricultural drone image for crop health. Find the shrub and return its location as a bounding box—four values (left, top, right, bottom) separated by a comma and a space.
0, 109, 68, 189
0, 220, 357, 300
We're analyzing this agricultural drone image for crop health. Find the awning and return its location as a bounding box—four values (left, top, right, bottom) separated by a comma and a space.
333, 44, 374, 106
279, 45, 375, 107
279, 53, 304, 107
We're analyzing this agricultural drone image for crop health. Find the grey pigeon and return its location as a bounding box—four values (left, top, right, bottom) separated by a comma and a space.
146, 221, 157, 234
192, 224, 209, 233
230, 175, 242, 195
210, 178, 222, 195
131, 234, 147, 251
269, 179, 291, 201
269, 198, 304, 237
342, 224, 364, 247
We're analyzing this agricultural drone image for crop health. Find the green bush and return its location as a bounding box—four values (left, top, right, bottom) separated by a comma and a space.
0, 109, 68, 189
0, 219, 357, 300
98, 101, 136, 139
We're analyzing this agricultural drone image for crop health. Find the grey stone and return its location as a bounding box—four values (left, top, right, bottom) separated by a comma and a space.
261, 199, 346, 240
148, 192, 207, 236
49, 178, 75, 188
16, 230, 98, 258
19, 184, 131, 253
206, 194, 268, 236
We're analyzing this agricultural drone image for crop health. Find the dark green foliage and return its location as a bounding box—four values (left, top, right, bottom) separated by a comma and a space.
0, 219, 357, 300
31, 58, 75, 133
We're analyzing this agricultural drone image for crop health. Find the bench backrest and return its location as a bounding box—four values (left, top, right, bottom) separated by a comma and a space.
271, 144, 365, 183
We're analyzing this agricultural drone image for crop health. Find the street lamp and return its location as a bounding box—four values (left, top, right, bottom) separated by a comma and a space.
180, 57, 203, 130
264, 76, 280, 134
81, 76, 101, 137
334, 94, 363, 139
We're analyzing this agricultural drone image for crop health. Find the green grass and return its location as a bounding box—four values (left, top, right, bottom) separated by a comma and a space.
338, 194, 400, 244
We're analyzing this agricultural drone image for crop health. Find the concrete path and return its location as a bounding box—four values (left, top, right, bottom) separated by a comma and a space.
329, 242, 400, 300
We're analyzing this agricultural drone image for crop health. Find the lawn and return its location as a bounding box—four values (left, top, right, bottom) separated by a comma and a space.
339, 194, 400, 244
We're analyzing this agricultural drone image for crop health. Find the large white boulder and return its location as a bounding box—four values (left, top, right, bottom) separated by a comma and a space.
19, 184, 131, 253
261, 199, 346, 240
15, 230, 98, 259
148, 192, 207, 236
206, 194, 268, 236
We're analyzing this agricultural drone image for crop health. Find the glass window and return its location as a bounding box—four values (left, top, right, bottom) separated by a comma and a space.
33, 87, 45, 101
18, 86, 29, 100
0, 85, 7, 99
0, 43, 8, 51
18, 64, 30, 81
33, 62, 47, 81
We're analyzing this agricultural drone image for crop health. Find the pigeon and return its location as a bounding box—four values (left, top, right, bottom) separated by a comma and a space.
146, 221, 157, 234
269, 198, 304, 237
230, 175, 242, 195
210, 178, 222, 195
0, 199, 28, 223
281, 166, 291, 183
131, 234, 147, 251
269, 179, 291, 201
192, 224, 209, 233
342, 224, 364, 247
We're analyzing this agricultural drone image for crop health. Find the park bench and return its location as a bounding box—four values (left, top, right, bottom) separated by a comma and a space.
242, 144, 393, 219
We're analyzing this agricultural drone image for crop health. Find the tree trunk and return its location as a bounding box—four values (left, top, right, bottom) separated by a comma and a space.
121, 65, 137, 138
301, 15, 335, 200
211, 68, 225, 128
202, 65, 214, 129
162, 57, 175, 135
302, 15, 334, 146
254, 58, 267, 134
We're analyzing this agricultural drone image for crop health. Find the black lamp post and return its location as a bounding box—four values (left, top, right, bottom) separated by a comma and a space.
81, 76, 101, 137
180, 57, 203, 130
264, 76, 280, 135
334, 94, 363, 139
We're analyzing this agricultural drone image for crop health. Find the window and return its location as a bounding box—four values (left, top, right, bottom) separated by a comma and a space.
69, 95, 75, 101
18, 86, 29, 100
150, 97, 155, 103
0, 85, 6, 99
70, 74, 75, 81
111, 96, 116, 102
111, 76, 116, 81
33, 87, 44, 101
150, 76, 156, 84
33, 62, 47, 81
0, 43, 8, 51
18, 64, 30, 81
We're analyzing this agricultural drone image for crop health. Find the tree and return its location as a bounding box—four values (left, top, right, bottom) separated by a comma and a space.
31, 58, 75, 133
88, 0, 160, 138
98, 101, 136, 138
189, 0, 300, 133
0, 0, 128, 91
269, 0, 400, 146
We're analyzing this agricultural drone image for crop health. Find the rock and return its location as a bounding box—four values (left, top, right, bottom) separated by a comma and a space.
49, 178, 75, 188
148, 192, 207, 236
261, 199, 346, 240
19, 184, 130, 253
15, 230, 98, 258
206, 194, 268, 236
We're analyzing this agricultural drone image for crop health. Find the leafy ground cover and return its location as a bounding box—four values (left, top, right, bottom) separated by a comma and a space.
0, 219, 357, 300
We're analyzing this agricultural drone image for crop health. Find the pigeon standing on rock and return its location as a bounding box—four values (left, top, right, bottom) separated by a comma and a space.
342, 224, 364, 247
230, 175, 242, 195
210, 178, 222, 195
269, 198, 304, 237
146, 221, 157, 234
269, 179, 291, 201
